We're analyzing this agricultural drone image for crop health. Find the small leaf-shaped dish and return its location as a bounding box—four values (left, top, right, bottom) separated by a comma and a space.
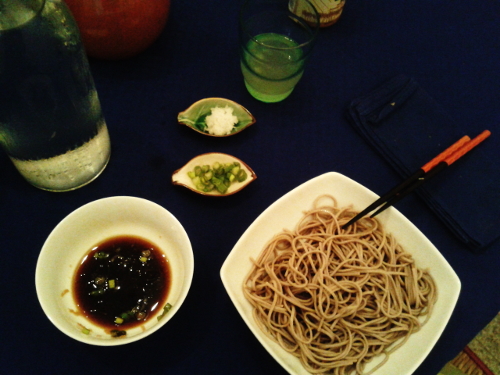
177, 98, 256, 137
172, 153, 257, 196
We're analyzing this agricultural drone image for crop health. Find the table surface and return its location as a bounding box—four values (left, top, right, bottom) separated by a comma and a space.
1, 1, 499, 374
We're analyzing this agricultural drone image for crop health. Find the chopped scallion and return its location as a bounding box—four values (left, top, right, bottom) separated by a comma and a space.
93, 251, 109, 260
237, 169, 247, 182
110, 329, 126, 337
157, 303, 173, 321
187, 161, 248, 194
90, 288, 105, 296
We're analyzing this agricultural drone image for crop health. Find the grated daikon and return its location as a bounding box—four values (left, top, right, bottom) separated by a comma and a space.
205, 106, 238, 136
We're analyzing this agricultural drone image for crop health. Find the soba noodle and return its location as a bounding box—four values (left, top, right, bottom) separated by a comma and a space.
243, 195, 437, 375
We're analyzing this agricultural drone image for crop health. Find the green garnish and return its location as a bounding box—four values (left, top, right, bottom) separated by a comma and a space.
193, 113, 209, 132
188, 161, 248, 194
110, 329, 126, 337
93, 251, 109, 260
90, 288, 105, 296
157, 303, 173, 321
119, 312, 129, 320
81, 327, 91, 335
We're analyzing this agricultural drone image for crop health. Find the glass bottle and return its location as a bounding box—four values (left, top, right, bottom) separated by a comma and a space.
0, 0, 111, 191
289, 0, 345, 27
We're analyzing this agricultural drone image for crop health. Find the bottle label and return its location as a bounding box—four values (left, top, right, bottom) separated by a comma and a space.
289, 0, 345, 27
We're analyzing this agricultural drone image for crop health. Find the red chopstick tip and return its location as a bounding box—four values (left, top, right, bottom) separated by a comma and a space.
481, 129, 491, 138
444, 130, 491, 166
421, 135, 470, 172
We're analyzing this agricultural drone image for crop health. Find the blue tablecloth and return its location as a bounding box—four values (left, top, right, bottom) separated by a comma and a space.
1, 1, 499, 374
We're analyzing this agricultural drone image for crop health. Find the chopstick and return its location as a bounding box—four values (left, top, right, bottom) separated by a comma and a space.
342, 130, 491, 229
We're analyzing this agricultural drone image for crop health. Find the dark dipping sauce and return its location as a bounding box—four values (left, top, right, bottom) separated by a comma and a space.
73, 235, 171, 334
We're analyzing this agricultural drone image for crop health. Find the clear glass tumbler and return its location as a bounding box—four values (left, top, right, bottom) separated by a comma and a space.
239, 0, 319, 103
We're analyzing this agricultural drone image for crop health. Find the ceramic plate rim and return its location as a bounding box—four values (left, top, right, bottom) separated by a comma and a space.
220, 172, 460, 375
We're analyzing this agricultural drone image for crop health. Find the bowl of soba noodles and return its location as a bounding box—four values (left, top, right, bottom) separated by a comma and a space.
220, 172, 460, 375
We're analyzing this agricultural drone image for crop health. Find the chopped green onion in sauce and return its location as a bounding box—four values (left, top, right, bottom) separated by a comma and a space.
74, 235, 171, 337
157, 303, 173, 321
93, 251, 110, 260
110, 329, 126, 338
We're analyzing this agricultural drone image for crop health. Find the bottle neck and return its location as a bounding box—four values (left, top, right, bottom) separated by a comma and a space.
0, 0, 45, 31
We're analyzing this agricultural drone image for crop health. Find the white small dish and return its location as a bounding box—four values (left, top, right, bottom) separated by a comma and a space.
36, 196, 194, 346
220, 172, 460, 375
172, 152, 257, 196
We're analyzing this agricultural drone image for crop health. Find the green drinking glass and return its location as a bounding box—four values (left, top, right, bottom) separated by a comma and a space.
239, 0, 319, 103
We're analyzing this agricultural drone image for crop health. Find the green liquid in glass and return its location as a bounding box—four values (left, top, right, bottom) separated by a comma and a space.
241, 33, 304, 103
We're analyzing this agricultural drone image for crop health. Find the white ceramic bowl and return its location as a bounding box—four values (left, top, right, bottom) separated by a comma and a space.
36, 196, 194, 346
221, 172, 460, 375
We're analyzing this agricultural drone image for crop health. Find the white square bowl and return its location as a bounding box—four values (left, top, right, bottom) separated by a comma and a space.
221, 172, 460, 374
